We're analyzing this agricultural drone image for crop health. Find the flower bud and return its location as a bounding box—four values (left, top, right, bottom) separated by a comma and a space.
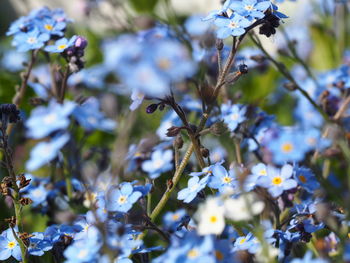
146, 103, 158, 114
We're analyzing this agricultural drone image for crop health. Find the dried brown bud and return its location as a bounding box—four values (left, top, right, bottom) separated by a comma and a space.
200, 147, 209, 158
0, 182, 10, 196
166, 126, 182, 137
17, 174, 31, 189
174, 135, 184, 149
1, 177, 13, 196
5, 216, 16, 228
210, 121, 227, 136
19, 232, 34, 246
19, 197, 33, 206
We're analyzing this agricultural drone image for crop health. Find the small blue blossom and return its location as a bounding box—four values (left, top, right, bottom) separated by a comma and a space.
293, 166, 320, 193
153, 232, 215, 263
215, 14, 252, 38
257, 164, 297, 198
45, 36, 77, 53
12, 29, 49, 52
106, 183, 142, 213
27, 232, 53, 256
208, 164, 237, 193
26, 133, 70, 171
267, 128, 308, 165
36, 17, 66, 36
233, 232, 260, 254
163, 209, 188, 232
68, 65, 108, 89
230, 0, 271, 19
26, 100, 76, 139
0, 228, 21, 261
177, 175, 209, 203
244, 162, 268, 191
24, 184, 49, 207
73, 97, 116, 132
221, 103, 246, 131
142, 149, 173, 179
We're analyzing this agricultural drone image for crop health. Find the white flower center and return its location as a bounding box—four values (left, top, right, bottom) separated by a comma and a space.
27, 37, 37, 44
77, 249, 89, 259
245, 5, 255, 11
229, 21, 238, 29
153, 159, 164, 169
43, 113, 57, 124
230, 113, 239, 121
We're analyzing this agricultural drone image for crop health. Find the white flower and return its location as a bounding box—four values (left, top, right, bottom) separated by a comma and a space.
224, 193, 265, 221
195, 197, 225, 235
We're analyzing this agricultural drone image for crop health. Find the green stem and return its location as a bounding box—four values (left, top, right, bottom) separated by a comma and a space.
13, 205, 28, 263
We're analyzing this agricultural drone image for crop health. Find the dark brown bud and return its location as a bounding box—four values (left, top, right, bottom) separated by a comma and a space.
174, 135, 184, 149
216, 39, 224, 51
166, 126, 182, 137
200, 147, 209, 158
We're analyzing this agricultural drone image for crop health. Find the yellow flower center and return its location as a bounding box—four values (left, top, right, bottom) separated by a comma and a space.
259, 169, 267, 176
157, 58, 171, 70
210, 215, 218, 223
118, 195, 127, 204
272, 176, 282, 185
239, 238, 246, 245
245, 5, 254, 11
7, 241, 16, 249
187, 249, 199, 259
58, 44, 67, 50
44, 24, 53, 31
281, 142, 294, 153
222, 176, 232, 184
299, 175, 307, 184
172, 213, 180, 221
215, 250, 224, 261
